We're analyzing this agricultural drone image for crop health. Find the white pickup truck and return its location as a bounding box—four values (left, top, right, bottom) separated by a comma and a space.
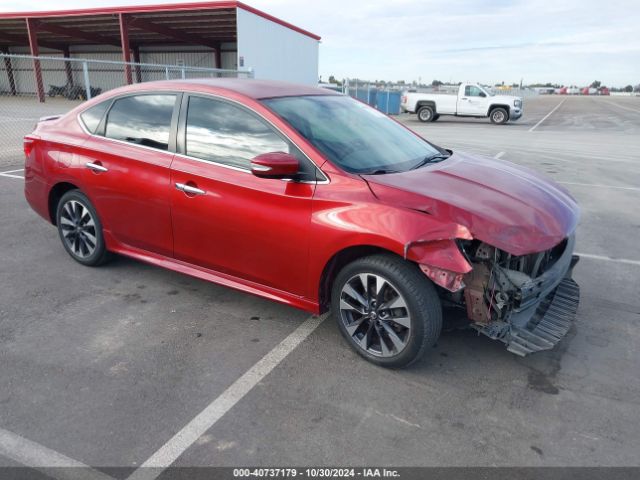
401, 83, 523, 124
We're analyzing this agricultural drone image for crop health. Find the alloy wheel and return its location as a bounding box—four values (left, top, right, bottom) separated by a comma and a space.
339, 273, 411, 357
59, 199, 97, 258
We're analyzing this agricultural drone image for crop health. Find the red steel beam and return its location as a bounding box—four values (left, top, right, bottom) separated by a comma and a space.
1, 47, 17, 95
128, 15, 220, 49
118, 13, 132, 85
26, 18, 45, 102
132, 45, 142, 83
33, 19, 121, 47
63, 46, 73, 86
214, 42, 221, 69
0, 30, 62, 50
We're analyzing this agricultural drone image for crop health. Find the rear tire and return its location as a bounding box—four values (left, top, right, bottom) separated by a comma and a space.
331, 254, 442, 368
417, 105, 435, 122
490, 107, 509, 124
56, 190, 110, 266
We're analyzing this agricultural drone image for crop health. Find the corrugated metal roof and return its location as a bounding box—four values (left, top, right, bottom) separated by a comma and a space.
0, 1, 320, 51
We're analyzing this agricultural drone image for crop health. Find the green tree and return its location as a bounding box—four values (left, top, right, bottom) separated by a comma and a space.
624, 85, 633, 92
431, 79, 443, 87
590, 80, 601, 88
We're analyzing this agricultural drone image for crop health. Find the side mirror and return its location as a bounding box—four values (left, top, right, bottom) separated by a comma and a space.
251, 152, 299, 179
479, 92, 487, 97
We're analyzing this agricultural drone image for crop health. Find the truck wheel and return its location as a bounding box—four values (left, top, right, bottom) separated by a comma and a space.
417, 106, 435, 122
331, 254, 442, 368
432, 114, 440, 121
490, 107, 509, 124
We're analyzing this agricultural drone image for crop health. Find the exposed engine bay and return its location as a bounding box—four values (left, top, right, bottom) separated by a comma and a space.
441, 236, 580, 355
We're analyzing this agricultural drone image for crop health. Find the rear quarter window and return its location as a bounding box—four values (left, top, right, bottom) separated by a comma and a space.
79, 101, 110, 133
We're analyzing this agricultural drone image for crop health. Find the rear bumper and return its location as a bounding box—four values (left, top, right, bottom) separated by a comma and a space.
24, 175, 51, 223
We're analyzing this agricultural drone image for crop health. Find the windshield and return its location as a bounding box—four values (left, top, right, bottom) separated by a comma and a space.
262, 95, 441, 174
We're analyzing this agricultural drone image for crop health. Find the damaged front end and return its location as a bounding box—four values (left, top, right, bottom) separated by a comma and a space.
412, 235, 581, 356
453, 235, 580, 356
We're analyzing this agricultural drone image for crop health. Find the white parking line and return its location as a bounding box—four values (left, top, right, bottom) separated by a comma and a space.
605, 101, 640, 114
557, 181, 640, 192
127, 313, 328, 480
494, 151, 505, 159
0, 427, 114, 480
529, 98, 567, 132
577, 253, 640, 267
0, 168, 24, 179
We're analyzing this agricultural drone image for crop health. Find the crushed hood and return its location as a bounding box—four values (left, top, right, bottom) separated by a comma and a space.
363, 151, 579, 256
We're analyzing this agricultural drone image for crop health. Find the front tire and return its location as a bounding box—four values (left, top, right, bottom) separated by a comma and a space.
490, 107, 509, 124
56, 190, 109, 266
417, 105, 435, 122
331, 254, 442, 368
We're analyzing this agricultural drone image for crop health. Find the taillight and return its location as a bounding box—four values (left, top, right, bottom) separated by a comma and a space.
401, 96, 407, 103
23, 138, 35, 158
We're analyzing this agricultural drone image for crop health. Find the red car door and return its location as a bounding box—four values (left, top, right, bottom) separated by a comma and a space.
79, 93, 178, 257
170, 95, 318, 297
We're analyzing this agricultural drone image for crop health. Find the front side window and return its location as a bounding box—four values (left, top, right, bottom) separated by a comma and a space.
465, 85, 484, 97
263, 95, 442, 174
185, 96, 291, 171
80, 101, 109, 133
104, 94, 176, 151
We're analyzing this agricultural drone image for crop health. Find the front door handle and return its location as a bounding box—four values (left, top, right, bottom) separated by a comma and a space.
175, 182, 206, 196
85, 162, 108, 172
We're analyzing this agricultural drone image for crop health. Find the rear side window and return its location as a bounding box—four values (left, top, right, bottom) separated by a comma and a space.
104, 94, 176, 151
80, 101, 109, 133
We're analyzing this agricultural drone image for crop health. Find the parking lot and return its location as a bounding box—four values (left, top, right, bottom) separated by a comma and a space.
1, 94, 639, 477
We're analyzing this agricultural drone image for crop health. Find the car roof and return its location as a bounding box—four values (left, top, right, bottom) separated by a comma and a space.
108, 78, 341, 100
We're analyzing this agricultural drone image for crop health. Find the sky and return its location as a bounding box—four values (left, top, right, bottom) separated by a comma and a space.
1, 0, 639, 87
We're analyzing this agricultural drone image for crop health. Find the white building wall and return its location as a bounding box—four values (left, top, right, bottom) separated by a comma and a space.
236, 8, 319, 85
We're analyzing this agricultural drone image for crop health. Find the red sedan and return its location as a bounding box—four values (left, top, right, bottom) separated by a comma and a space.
24, 79, 580, 367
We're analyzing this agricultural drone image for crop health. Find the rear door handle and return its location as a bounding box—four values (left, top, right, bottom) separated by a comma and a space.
85, 162, 108, 172
175, 182, 206, 196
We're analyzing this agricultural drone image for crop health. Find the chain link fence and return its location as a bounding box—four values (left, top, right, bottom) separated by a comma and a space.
0, 53, 253, 167
342, 79, 405, 115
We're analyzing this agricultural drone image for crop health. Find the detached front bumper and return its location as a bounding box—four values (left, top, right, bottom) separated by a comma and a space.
471, 235, 580, 356
507, 276, 580, 356
505, 235, 580, 355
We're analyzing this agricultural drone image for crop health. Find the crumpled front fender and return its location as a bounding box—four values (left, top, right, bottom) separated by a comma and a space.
405, 238, 472, 292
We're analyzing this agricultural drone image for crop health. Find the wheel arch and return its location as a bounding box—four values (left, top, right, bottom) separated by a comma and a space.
416, 100, 437, 113
48, 181, 79, 225
318, 245, 400, 313
488, 103, 511, 116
